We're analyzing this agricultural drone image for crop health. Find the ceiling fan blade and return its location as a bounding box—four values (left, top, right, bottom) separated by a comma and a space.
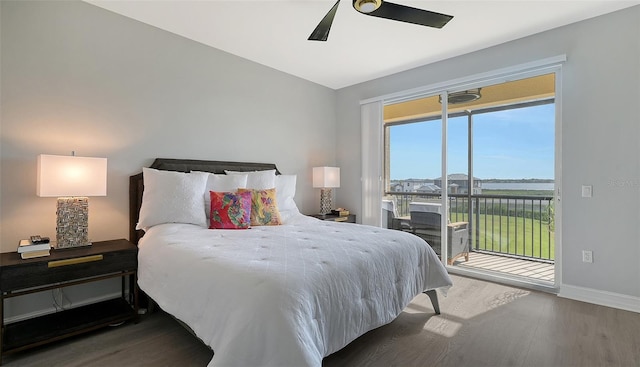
308, 0, 341, 41
367, 1, 453, 29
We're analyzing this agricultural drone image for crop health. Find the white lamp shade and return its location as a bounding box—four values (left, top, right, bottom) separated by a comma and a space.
313, 166, 340, 188
37, 154, 107, 197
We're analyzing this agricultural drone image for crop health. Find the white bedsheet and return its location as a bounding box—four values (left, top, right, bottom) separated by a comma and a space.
137, 214, 452, 367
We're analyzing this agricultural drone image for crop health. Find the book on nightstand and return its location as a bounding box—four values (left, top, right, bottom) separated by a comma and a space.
20, 249, 51, 259
18, 239, 52, 258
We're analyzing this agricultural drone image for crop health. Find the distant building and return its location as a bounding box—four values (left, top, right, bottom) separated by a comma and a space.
391, 176, 479, 194
390, 179, 437, 193
434, 174, 482, 194
416, 184, 441, 193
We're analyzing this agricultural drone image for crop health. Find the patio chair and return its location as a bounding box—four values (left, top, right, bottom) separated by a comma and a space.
409, 203, 469, 265
381, 196, 411, 231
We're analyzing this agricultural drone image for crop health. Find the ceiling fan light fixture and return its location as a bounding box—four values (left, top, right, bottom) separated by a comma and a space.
354, 0, 382, 14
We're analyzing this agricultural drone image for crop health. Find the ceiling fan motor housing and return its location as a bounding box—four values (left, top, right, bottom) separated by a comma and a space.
354, 0, 382, 14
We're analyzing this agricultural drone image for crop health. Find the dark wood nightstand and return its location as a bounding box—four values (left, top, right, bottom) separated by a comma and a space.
0, 239, 138, 364
309, 214, 356, 223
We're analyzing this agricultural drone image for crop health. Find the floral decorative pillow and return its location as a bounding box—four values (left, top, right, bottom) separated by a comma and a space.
238, 188, 282, 226
209, 191, 252, 229
197, 172, 248, 219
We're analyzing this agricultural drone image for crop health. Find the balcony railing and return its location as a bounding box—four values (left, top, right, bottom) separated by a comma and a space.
386, 192, 555, 263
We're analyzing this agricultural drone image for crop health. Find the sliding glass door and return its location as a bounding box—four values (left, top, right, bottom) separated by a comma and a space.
384, 71, 558, 288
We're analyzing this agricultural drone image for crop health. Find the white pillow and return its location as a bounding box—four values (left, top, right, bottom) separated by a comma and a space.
275, 174, 300, 222
200, 173, 248, 218
136, 168, 208, 230
225, 169, 276, 190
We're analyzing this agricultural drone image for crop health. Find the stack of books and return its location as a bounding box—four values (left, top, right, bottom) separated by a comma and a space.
331, 208, 350, 217
18, 237, 52, 259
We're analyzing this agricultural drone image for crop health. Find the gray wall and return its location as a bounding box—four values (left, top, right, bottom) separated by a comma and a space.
336, 6, 640, 304
1, 1, 336, 319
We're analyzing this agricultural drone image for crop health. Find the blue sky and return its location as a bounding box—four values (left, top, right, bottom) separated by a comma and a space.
389, 104, 555, 180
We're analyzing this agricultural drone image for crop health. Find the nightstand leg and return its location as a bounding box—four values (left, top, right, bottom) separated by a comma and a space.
121, 275, 126, 299
1, 296, 4, 366
133, 272, 139, 323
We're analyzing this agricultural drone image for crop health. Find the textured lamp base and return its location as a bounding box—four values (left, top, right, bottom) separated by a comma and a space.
319, 188, 333, 215
56, 197, 91, 249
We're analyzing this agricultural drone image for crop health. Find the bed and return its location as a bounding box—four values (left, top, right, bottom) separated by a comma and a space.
129, 158, 453, 367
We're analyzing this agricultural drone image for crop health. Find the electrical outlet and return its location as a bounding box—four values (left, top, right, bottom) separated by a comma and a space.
582, 250, 593, 263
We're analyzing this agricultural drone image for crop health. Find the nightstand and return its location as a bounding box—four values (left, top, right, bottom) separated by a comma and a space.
0, 239, 138, 364
309, 214, 356, 223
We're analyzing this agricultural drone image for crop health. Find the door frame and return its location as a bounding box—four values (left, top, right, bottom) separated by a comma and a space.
362, 55, 565, 292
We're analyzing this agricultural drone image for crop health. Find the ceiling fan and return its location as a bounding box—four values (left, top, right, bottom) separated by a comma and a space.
308, 0, 453, 41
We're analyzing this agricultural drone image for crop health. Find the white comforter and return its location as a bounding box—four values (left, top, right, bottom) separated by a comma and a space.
137, 214, 452, 367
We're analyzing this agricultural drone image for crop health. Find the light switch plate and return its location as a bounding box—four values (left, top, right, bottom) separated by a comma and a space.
581, 185, 592, 198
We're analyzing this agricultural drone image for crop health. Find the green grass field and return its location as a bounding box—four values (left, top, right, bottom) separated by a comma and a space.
449, 212, 555, 260
476, 214, 554, 260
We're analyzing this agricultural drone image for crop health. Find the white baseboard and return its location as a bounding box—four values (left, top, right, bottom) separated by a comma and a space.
558, 284, 640, 313
4, 291, 123, 324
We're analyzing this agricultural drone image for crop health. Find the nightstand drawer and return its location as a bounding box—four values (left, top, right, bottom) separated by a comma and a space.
1, 249, 136, 291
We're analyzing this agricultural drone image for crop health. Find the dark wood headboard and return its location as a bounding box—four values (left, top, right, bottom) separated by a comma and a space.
129, 158, 280, 244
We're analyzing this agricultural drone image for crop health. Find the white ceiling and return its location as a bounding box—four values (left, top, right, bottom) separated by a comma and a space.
86, 1, 639, 90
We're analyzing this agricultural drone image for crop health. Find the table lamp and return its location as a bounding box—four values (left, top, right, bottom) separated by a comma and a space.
312, 166, 340, 215
37, 154, 107, 248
